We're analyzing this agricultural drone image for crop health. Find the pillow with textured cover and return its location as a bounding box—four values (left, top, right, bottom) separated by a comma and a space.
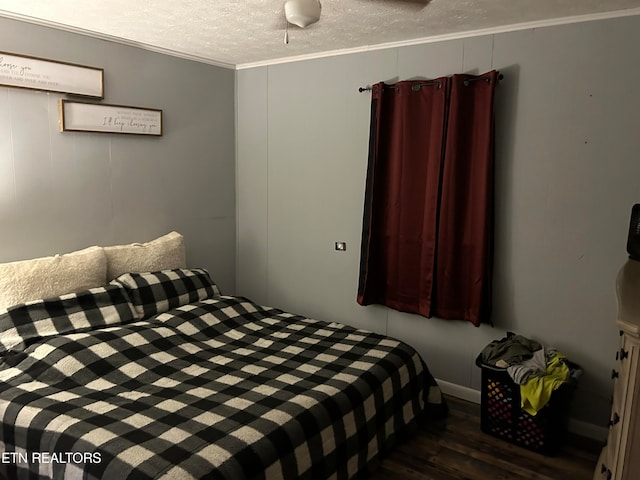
104, 231, 186, 281
112, 268, 220, 320
0, 284, 138, 353
0, 246, 107, 314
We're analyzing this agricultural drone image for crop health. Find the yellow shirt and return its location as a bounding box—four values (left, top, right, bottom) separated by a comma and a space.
520, 352, 569, 416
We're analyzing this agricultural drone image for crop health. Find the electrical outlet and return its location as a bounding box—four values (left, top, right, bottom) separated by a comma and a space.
335, 242, 347, 251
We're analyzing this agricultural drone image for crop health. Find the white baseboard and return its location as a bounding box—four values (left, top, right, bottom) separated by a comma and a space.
436, 378, 482, 404
567, 418, 608, 442
435, 377, 608, 442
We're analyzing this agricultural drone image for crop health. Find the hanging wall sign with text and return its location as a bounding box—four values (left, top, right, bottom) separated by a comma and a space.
59, 100, 163, 136
0, 51, 103, 98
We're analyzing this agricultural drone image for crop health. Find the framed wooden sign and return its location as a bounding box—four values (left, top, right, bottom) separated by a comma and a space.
59, 100, 163, 136
0, 51, 103, 98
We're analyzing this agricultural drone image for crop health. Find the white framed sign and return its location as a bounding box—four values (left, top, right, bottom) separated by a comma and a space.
0, 51, 103, 98
59, 100, 163, 136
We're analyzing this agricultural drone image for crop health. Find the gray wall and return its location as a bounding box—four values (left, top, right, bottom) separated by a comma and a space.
2, 11, 639, 434
0, 17, 236, 292
236, 15, 640, 429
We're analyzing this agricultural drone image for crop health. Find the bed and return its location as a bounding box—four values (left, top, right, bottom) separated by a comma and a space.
0, 233, 445, 480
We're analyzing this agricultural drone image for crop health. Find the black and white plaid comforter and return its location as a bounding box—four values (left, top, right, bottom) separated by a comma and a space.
0, 282, 442, 479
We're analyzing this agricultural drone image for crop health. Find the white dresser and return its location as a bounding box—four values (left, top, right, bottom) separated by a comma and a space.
594, 259, 640, 480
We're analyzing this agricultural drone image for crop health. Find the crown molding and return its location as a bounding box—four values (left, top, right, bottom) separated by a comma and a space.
0, 9, 236, 70
1, 7, 639, 71
236, 7, 640, 69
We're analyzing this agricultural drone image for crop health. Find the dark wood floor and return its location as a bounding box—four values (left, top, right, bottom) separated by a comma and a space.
370, 395, 601, 480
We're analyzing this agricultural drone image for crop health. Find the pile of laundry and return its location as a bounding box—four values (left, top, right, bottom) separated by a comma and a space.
480, 332, 582, 415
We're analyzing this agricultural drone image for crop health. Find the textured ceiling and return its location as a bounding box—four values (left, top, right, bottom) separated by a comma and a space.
1, 0, 640, 68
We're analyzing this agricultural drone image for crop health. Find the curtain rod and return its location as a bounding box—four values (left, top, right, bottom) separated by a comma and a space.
358, 73, 504, 92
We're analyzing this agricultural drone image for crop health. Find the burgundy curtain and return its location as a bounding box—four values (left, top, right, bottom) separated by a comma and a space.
357, 70, 499, 326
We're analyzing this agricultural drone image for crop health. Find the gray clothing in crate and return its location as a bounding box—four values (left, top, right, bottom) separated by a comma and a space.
480, 332, 542, 366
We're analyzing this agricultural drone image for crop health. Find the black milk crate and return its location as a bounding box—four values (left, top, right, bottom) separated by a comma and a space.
475, 355, 579, 455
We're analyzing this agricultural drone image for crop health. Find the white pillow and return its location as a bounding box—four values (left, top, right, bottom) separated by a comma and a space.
0, 246, 107, 313
104, 231, 186, 281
